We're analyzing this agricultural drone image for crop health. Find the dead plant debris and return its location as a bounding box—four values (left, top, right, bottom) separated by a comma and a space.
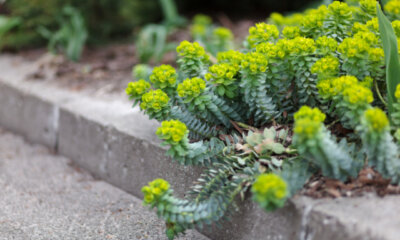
301, 167, 400, 199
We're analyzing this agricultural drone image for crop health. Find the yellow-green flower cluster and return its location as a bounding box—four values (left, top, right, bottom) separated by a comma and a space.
311, 56, 340, 79
316, 36, 338, 54
317, 79, 336, 97
177, 77, 206, 99
368, 47, 384, 62
342, 84, 374, 105
213, 27, 233, 41
140, 89, 169, 112
327, 1, 353, 20
142, 179, 170, 204
156, 120, 188, 143
217, 50, 244, 69
176, 41, 209, 60
256, 42, 285, 59
191, 14, 211, 38
269, 12, 303, 27
294, 105, 327, 122
269, 12, 286, 26
240, 52, 268, 74
193, 14, 212, 26
205, 63, 238, 85
294, 106, 326, 140
247, 23, 279, 47
385, 0, 400, 17
353, 31, 379, 45
191, 24, 207, 38
364, 108, 389, 133
294, 119, 325, 140
279, 37, 316, 56
334, 75, 360, 91
365, 17, 379, 32
352, 22, 369, 33
359, 0, 378, 16
392, 20, 400, 37
149, 65, 177, 89
396, 84, 400, 99
317, 75, 373, 104
251, 173, 288, 211
282, 26, 301, 39
338, 37, 370, 58
301, 5, 328, 30
126, 80, 151, 99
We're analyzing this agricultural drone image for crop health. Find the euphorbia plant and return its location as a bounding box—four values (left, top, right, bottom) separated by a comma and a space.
190, 14, 234, 55
127, 1, 400, 239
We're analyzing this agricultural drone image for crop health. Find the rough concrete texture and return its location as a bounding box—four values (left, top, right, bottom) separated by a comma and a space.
0, 56, 202, 198
299, 195, 400, 240
57, 107, 203, 198
1, 55, 400, 240
0, 82, 58, 148
0, 128, 208, 240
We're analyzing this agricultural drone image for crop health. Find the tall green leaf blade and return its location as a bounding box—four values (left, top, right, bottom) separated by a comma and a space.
377, 3, 400, 115
380, 0, 390, 6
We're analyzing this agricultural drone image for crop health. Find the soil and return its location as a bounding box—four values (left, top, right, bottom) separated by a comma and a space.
301, 168, 400, 199
16, 19, 255, 98
21, 43, 137, 97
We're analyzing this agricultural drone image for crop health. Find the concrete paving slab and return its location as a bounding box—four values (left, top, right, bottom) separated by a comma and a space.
0, 128, 208, 240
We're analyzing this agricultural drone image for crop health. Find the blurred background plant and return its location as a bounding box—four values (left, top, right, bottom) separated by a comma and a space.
37, 6, 87, 61
1, 0, 159, 50
0, 14, 20, 50
136, 0, 185, 64
0, 0, 322, 62
190, 14, 234, 55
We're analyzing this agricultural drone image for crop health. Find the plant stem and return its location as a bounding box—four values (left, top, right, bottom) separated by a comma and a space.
375, 79, 388, 106
327, 119, 340, 129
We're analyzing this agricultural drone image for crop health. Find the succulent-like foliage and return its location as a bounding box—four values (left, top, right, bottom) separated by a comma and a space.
293, 106, 360, 181
125, 1, 400, 239
150, 64, 178, 96
143, 174, 249, 240
156, 119, 225, 165
360, 108, 400, 183
140, 89, 170, 120
317, 75, 374, 128
176, 41, 210, 78
126, 79, 151, 103
177, 77, 243, 127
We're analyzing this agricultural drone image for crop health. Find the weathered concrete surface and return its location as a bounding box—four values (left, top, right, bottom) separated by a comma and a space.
0, 128, 208, 240
0, 55, 203, 198
0, 82, 59, 149
300, 195, 400, 240
1, 55, 400, 240
57, 107, 203, 198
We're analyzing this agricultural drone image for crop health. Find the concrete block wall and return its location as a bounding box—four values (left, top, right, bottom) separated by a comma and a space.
0, 56, 398, 240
